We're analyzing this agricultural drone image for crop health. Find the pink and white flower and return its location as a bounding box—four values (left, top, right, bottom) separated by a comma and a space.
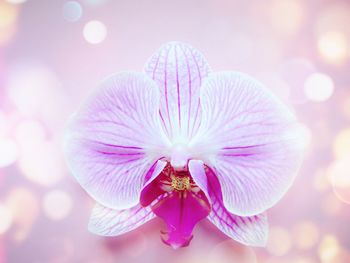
64, 42, 305, 249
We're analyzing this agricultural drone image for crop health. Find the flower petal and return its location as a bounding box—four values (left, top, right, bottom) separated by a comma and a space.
193, 72, 306, 216
144, 42, 211, 142
208, 165, 268, 246
88, 203, 155, 236
64, 72, 169, 209
208, 208, 268, 247
189, 159, 268, 246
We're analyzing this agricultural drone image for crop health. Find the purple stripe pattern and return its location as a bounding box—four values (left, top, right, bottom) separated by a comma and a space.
144, 42, 211, 141
193, 72, 306, 217
89, 203, 155, 236
64, 72, 169, 210
189, 160, 268, 246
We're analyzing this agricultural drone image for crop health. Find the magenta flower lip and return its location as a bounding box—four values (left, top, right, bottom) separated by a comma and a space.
64, 42, 306, 249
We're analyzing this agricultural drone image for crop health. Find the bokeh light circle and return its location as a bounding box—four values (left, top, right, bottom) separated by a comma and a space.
0, 203, 13, 234
7, 64, 63, 117
333, 129, 350, 159
63, 1, 82, 22
267, 227, 292, 256
328, 157, 350, 204
0, 1, 18, 46
0, 2, 18, 28
0, 138, 18, 167
83, 20, 107, 44
269, 0, 305, 35
15, 119, 47, 149
19, 140, 66, 186
43, 190, 73, 221
5, 0, 27, 4
293, 221, 320, 250
318, 235, 341, 263
6, 187, 39, 242
304, 73, 334, 102
317, 31, 349, 65
279, 58, 316, 104
322, 193, 342, 216
0, 110, 10, 136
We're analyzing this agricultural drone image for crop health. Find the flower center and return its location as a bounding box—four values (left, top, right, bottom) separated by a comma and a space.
170, 176, 190, 191
140, 161, 211, 249
170, 144, 190, 171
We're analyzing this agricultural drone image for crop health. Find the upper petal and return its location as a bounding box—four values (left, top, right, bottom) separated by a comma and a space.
144, 42, 211, 143
192, 72, 306, 216
89, 203, 155, 236
64, 72, 169, 209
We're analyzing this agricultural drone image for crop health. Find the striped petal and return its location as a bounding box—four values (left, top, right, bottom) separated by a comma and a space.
208, 207, 268, 247
189, 160, 268, 246
192, 72, 306, 216
89, 203, 155, 236
206, 166, 268, 246
144, 42, 211, 142
64, 72, 169, 209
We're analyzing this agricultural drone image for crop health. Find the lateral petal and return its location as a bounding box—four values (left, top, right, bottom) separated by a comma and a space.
188, 159, 267, 246
194, 72, 306, 216
208, 208, 268, 247
207, 167, 268, 246
88, 203, 155, 236
64, 72, 168, 209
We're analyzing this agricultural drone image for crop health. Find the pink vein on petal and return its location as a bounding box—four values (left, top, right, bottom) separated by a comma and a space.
188, 49, 203, 138
178, 44, 192, 136
164, 46, 172, 136
174, 45, 181, 130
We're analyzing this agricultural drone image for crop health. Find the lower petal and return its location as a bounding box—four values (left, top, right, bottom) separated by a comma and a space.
207, 167, 268, 246
88, 203, 155, 236
208, 208, 268, 247
189, 160, 268, 246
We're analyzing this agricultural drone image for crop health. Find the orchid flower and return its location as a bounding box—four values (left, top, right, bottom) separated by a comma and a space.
64, 42, 305, 249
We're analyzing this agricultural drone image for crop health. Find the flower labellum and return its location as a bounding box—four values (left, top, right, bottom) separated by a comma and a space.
64, 42, 306, 249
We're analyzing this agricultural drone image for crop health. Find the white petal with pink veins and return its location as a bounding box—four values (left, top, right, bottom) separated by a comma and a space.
192, 72, 306, 216
64, 72, 169, 210
144, 42, 211, 144
89, 203, 155, 236
189, 159, 268, 246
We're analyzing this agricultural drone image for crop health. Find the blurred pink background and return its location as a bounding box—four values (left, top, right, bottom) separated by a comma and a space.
0, 0, 350, 262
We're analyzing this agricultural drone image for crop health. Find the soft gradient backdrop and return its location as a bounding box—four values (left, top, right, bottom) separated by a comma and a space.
0, 0, 350, 262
